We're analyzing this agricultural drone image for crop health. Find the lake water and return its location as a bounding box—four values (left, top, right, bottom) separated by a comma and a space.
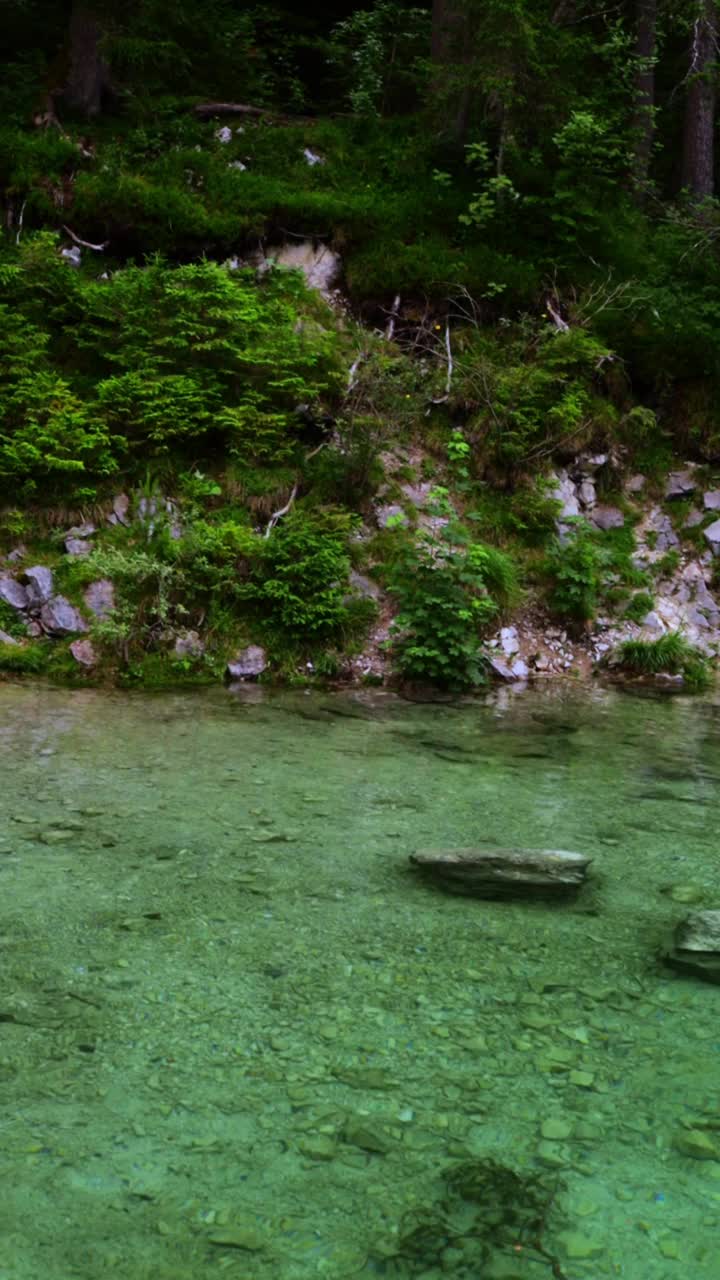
1, 680, 719, 1279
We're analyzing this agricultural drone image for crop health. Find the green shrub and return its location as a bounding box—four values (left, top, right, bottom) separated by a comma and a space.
0, 641, 49, 674
622, 592, 655, 623
614, 633, 711, 689
0, 600, 27, 638
543, 521, 612, 626
243, 509, 354, 643
387, 527, 518, 689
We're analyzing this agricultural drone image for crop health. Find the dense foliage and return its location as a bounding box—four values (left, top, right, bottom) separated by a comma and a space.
1, 1, 719, 686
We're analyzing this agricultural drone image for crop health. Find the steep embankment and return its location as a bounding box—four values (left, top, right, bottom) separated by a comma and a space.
1, 111, 719, 691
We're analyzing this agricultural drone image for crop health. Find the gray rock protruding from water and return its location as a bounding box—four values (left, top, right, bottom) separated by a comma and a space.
84, 579, 115, 619
227, 645, 267, 681
39, 596, 87, 636
489, 656, 529, 682
410, 847, 591, 897
665, 910, 720, 983
0, 577, 29, 611
23, 565, 54, 606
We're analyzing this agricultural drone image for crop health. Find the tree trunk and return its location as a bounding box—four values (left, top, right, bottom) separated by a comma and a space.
64, 2, 110, 118
631, 0, 657, 191
431, 0, 472, 143
682, 0, 717, 199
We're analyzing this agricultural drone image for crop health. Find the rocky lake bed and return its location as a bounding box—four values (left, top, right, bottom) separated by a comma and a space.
1, 681, 720, 1279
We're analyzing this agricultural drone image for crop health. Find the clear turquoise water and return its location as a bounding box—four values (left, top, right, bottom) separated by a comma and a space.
1, 681, 719, 1279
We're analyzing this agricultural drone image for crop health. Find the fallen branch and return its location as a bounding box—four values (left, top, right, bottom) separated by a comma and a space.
15, 199, 26, 245
264, 483, 298, 538
430, 321, 453, 404
385, 294, 401, 341
305, 442, 326, 462
347, 353, 366, 392
194, 102, 271, 119
545, 298, 570, 332
63, 224, 108, 252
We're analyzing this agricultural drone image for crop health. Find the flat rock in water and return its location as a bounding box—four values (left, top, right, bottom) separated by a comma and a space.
664, 909, 720, 983
410, 847, 591, 897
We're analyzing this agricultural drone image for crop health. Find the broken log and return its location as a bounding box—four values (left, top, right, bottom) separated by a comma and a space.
410, 847, 591, 898
194, 102, 270, 119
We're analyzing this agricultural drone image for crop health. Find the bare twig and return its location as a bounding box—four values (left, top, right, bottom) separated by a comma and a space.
264, 483, 298, 538
347, 354, 366, 392
431, 321, 453, 403
62, 225, 108, 251
194, 102, 272, 119
15, 199, 26, 245
545, 297, 570, 331
385, 294, 401, 341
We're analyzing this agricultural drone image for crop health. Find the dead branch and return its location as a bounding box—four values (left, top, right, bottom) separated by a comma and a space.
62, 224, 108, 251
385, 294, 401, 341
347, 354, 366, 392
194, 102, 272, 119
264, 483, 298, 538
430, 321, 454, 404
545, 298, 570, 332
15, 199, 26, 245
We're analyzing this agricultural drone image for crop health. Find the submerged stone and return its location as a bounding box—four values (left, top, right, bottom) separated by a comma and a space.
410, 847, 591, 897
343, 1118, 395, 1154
665, 910, 720, 983
674, 1129, 720, 1161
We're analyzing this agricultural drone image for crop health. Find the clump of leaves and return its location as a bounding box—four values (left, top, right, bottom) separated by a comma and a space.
387, 515, 519, 689
622, 591, 655, 623
243, 508, 355, 644
543, 520, 612, 627
613, 633, 710, 689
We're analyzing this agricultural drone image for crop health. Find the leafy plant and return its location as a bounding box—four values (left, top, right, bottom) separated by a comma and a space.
622, 591, 655, 623
543, 521, 612, 626
387, 523, 518, 689
243, 509, 354, 643
614, 633, 710, 689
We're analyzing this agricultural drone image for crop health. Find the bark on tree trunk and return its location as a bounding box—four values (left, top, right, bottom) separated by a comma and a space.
64, 2, 110, 118
431, 0, 472, 143
632, 0, 657, 191
682, 0, 717, 199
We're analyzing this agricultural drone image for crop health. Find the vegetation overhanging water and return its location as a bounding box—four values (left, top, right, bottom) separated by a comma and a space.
1, 680, 719, 1279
